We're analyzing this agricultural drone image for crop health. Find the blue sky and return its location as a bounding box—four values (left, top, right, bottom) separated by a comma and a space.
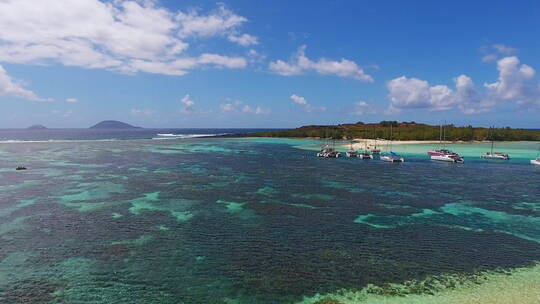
1, 0, 540, 128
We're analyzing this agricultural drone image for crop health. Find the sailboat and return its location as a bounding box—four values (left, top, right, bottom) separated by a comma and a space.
346, 140, 358, 157
428, 123, 464, 163
369, 128, 381, 154
380, 125, 404, 162
480, 127, 509, 160
531, 144, 540, 165
358, 130, 373, 159
316, 127, 341, 158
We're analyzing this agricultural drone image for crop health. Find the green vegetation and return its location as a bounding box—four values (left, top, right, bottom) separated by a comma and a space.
250, 121, 540, 141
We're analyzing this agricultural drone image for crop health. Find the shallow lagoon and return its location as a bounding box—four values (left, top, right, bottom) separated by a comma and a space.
0, 137, 539, 303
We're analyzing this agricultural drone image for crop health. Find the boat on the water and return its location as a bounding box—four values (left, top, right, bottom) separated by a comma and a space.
345, 140, 357, 157
16, 166, 27, 170
429, 149, 464, 163
358, 136, 373, 159
380, 125, 404, 162
428, 123, 464, 163
532, 145, 540, 165
481, 127, 510, 160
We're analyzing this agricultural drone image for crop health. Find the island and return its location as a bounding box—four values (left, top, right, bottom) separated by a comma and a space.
27, 124, 48, 130
89, 120, 141, 129
250, 121, 540, 141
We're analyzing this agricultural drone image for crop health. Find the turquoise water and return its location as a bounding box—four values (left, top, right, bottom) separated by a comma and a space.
0, 137, 539, 303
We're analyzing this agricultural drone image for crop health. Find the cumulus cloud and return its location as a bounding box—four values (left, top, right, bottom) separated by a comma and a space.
180, 94, 196, 113
66, 97, 78, 103
220, 100, 269, 114
269, 46, 373, 82
387, 56, 540, 114
0, 64, 50, 101
290, 94, 326, 113
484, 56, 537, 105
0, 0, 253, 76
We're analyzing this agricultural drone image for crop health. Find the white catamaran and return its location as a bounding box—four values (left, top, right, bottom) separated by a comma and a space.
428, 123, 464, 163
481, 127, 509, 160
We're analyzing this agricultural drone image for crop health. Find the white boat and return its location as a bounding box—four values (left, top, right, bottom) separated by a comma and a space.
358, 137, 373, 159
480, 127, 510, 160
358, 152, 373, 159
381, 125, 404, 162
481, 152, 510, 160
428, 123, 464, 163
345, 141, 358, 157
381, 152, 404, 162
532, 145, 540, 165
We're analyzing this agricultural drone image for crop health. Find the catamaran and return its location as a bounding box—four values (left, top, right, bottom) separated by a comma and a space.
317, 131, 341, 158
481, 127, 509, 160
428, 123, 464, 163
345, 140, 358, 157
380, 125, 404, 162
358, 136, 373, 159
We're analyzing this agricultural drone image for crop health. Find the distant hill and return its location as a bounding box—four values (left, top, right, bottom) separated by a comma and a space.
27, 124, 47, 130
250, 121, 540, 141
90, 120, 141, 129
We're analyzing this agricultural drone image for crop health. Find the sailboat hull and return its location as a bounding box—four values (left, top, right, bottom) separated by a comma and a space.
481, 153, 509, 160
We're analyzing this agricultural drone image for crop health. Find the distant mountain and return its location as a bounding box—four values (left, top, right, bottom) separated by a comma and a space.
27, 124, 47, 130
90, 120, 141, 129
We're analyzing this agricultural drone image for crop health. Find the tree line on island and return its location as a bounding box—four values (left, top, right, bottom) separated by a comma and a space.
250, 121, 540, 141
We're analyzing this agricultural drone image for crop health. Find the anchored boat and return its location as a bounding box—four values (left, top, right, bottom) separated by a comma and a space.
380, 125, 404, 162
481, 127, 509, 160
428, 123, 464, 163
532, 145, 540, 165
345, 140, 358, 157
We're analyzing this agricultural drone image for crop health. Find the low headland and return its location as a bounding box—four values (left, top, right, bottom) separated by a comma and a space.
249, 121, 540, 142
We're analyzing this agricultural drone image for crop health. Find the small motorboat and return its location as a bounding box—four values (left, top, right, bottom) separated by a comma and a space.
481, 152, 510, 160
358, 152, 373, 159
16, 166, 27, 170
531, 158, 540, 166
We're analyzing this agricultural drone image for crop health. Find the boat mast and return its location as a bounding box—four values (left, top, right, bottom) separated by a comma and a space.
389, 124, 393, 152
490, 126, 494, 155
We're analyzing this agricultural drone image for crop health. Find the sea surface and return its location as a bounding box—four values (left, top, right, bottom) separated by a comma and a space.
0, 130, 539, 303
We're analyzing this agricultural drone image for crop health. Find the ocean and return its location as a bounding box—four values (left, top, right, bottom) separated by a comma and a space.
0, 130, 539, 303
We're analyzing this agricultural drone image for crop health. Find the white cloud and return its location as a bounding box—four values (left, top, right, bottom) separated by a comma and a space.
387, 56, 540, 114
66, 97, 78, 103
220, 100, 268, 114
131, 108, 155, 116
492, 44, 518, 55
0, 0, 253, 76
480, 43, 518, 63
269, 45, 373, 82
290, 94, 326, 113
180, 94, 196, 113
0, 64, 50, 101
484, 56, 537, 105
228, 34, 258, 46
352, 101, 376, 115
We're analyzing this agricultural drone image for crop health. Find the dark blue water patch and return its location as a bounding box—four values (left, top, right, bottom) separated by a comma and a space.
0, 128, 279, 141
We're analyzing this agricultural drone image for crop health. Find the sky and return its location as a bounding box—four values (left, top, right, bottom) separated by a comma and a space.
1, 0, 540, 128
